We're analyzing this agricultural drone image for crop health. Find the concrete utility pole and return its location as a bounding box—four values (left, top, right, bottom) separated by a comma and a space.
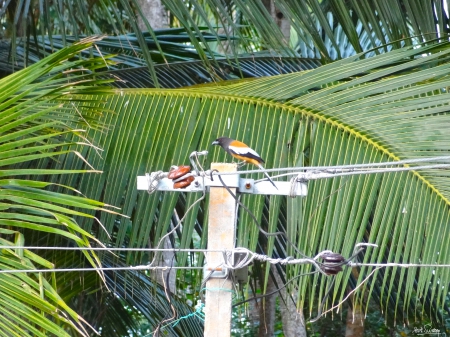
203, 163, 236, 337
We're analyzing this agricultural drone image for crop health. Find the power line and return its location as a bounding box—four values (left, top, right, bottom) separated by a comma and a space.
349, 262, 450, 268
1, 260, 449, 274
272, 163, 450, 181
0, 246, 220, 252
2, 245, 450, 274
207, 155, 450, 175
0, 265, 204, 274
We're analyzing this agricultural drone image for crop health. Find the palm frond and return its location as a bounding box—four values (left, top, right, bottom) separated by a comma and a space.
2, 0, 448, 84
0, 36, 122, 336
43, 41, 450, 327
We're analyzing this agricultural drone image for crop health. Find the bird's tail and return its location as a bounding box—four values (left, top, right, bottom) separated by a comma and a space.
257, 164, 278, 190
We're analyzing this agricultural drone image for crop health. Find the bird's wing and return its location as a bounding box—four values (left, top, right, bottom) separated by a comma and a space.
228, 144, 264, 163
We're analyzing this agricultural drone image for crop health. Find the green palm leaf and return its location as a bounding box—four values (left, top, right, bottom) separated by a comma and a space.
0, 36, 122, 336
3, 0, 448, 86
44, 41, 450, 329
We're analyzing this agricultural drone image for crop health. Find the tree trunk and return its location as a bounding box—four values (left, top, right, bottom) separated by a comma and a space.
275, 267, 307, 337
258, 271, 277, 337
136, 0, 168, 30
5, 0, 25, 38
262, 0, 291, 43
345, 270, 365, 336
345, 300, 365, 337
151, 237, 176, 293
279, 291, 307, 337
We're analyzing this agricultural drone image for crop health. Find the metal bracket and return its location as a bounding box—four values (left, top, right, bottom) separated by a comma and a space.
233, 252, 249, 283
203, 265, 228, 279
238, 178, 308, 196
137, 175, 308, 196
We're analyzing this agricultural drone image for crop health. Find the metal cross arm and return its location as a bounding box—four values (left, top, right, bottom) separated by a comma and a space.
136, 170, 308, 197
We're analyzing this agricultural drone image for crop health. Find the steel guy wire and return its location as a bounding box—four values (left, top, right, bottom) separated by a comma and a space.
0, 266, 205, 273
270, 163, 450, 181
2, 246, 450, 273
0, 247, 225, 252
205, 155, 450, 176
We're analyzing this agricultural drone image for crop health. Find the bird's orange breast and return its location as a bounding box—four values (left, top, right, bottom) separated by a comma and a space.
230, 153, 261, 166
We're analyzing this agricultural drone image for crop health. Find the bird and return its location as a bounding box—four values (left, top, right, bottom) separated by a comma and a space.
211, 137, 278, 189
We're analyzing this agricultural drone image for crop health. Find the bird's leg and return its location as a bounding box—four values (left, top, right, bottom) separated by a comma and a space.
237, 161, 247, 168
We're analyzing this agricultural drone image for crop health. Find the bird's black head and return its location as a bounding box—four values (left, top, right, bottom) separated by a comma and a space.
211, 137, 233, 148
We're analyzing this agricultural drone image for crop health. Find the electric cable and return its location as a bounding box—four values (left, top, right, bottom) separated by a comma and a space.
214, 171, 307, 259
147, 176, 206, 268
208, 155, 450, 176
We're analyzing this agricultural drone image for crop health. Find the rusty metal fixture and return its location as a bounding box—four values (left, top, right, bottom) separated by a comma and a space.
173, 176, 195, 189
319, 252, 345, 275
321, 265, 343, 275
321, 252, 345, 264
168, 165, 191, 180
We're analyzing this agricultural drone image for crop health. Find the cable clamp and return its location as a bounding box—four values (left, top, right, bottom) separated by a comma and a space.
203, 265, 228, 279
145, 171, 167, 194
189, 151, 208, 176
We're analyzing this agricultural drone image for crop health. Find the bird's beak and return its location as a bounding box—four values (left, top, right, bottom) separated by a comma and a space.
211, 140, 219, 146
